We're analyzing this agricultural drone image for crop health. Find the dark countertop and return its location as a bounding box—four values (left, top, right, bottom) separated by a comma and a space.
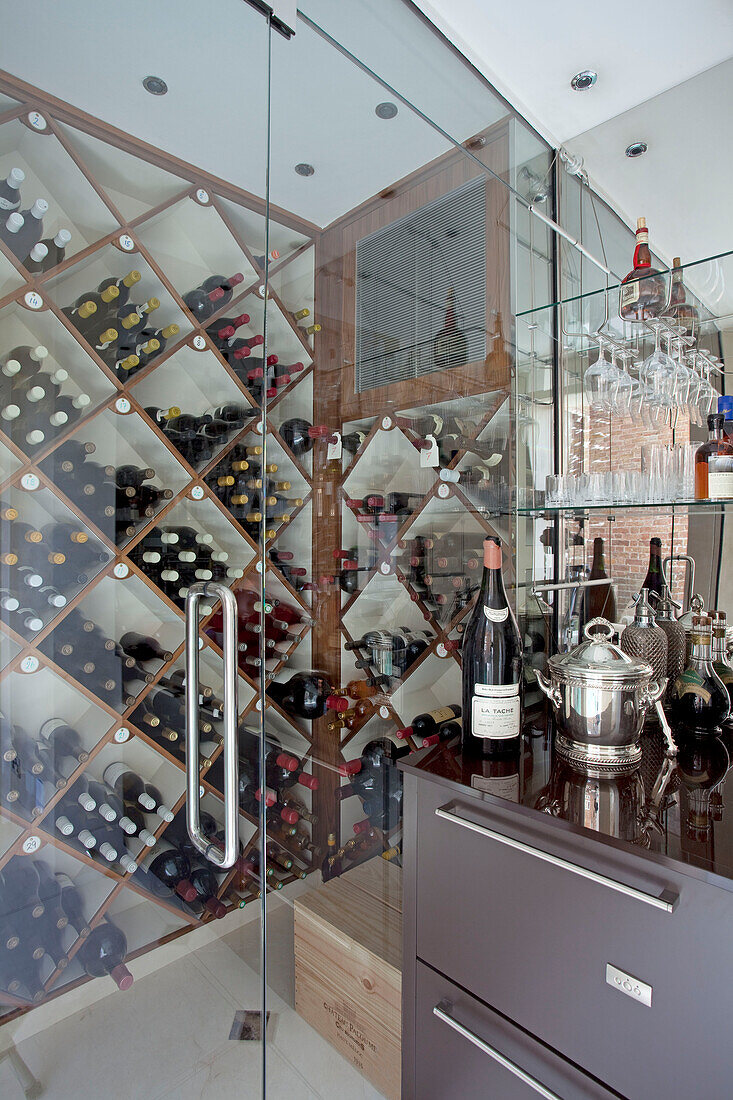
399, 703, 733, 892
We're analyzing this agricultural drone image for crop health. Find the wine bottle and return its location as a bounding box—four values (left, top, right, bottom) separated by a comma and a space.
641, 537, 665, 607
119, 631, 172, 663
147, 845, 197, 901
1, 860, 45, 919
0, 211, 24, 248
26, 228, 71, 273
183, 273, 244, 320
711, 611, 733, 712
78, 920, 133, 989
396, 704, 461, 742
584, 537, 617, 622
38, 718, 89, 764
55, 872, 91, 937
321, 833, 342, 882
11, 199, 48, 261
0, 167, 24, 215
461, 536, 522, 757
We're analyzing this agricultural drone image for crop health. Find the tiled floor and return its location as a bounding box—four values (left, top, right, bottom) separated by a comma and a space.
0, 901, 385, 1100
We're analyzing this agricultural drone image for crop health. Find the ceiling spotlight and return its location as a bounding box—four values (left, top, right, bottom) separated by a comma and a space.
625, 141, 648, 158
143, 75, 168, 96
294, 163, 315, 177
571, 70, 597, 91
375, 102, 398, 120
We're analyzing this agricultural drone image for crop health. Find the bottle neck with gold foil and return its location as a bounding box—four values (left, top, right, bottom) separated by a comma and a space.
689, 617, 713, 665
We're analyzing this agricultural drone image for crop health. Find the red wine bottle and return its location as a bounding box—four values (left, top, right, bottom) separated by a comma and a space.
78, 920, 133, 989
462, 537, 522, 757
55, 872, 91, 937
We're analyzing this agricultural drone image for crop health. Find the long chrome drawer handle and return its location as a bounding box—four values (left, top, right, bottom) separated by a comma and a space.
433, 1004, 561, 1100
435, 806, 678, 913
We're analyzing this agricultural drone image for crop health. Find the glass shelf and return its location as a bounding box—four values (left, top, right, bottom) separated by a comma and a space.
508, 497, 733, 518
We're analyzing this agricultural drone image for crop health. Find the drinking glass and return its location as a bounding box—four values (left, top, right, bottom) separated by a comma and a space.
584, 338, 614, 412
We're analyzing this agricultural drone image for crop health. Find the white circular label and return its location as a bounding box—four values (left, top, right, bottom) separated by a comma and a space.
381, 417, 393, 430
257, 284, 266, 299
198, 637, 203, 650
23, 291, 43, 310
113, 562, 130, 579
379, 705, 390, 719
192, 334, 207, 351
436, 643, 448, 658
379, 562, 391, 575
20, 473, 40, 491
256, 561, 263, 573
118, 233, 135, 252
22, 836, 42, 854
114, 397, 131, 414
437, 484, 450, 499
114, 727, 131, 743
195, 188, 210, 204
20, 655, 39, 674
189, 485, 205, 500
27, 111, 46, 130
199, 785, 205, 797
255, 699, 262, 711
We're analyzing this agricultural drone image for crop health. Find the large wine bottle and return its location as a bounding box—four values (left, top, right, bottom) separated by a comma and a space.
78, 920, 133, 990
461, 536, 522, 757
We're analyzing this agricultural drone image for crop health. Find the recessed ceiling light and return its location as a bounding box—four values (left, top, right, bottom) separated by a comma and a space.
625, 141, 648, 158
143, 75, 168, 96
571, 70, 597, 91
375, 102, 398, 120
294, 163, 315, 177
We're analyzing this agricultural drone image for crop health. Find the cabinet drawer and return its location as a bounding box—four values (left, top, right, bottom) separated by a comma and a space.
412, 962, 612, 1100
416, 779, 733, 1098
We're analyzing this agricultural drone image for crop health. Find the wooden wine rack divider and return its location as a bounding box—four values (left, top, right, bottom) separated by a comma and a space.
0, 74, 515, 1018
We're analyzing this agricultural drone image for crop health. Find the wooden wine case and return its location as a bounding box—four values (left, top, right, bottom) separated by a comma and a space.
0, 71, 516, 1019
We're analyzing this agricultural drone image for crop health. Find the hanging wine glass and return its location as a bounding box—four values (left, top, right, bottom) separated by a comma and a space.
612, 348, 635, 418
583, 337, 613, 412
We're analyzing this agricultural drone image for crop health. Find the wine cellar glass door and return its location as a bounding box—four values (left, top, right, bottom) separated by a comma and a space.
0, 1, 277, 1094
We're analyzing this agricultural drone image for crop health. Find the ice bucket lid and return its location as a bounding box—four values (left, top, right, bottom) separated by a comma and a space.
548, 618, 653, 683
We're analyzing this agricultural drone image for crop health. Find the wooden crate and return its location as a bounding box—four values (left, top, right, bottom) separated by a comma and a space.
294, 860, 402, 1099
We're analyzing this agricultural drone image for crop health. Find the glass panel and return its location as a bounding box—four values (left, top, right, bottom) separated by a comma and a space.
260, 5, 553, 1098
0, 3, 270, 1096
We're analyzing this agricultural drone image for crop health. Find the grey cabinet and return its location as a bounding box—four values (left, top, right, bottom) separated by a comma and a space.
402, 768, 733, 1100
414, 961, 612, 1100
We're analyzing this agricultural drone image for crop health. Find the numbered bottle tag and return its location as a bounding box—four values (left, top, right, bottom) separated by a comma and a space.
420, 434, 439, 468
199, 785, 205, 798
191, 334, 207, 351
327, 431, 343, 461
381, 416, 394, 431
198, 637, 204, 650
20, 473, 40, 491
114, 727, 131, 744
113, 562, 130, 579
114, 397, 132, 415
195, 188, 210, 204
22, 836, 43, 854
118, 233, 136, 252
19, 654, 40, 674
188, 484, 205, 500
437, 483, 451, 499
27, 111, 47, 131
379, 561, 392, 575
378, 705, 390, 719
255, 560, 263, 573
255, 698, 262, 711
23, 291, 44, 311
436, 642, 449, 658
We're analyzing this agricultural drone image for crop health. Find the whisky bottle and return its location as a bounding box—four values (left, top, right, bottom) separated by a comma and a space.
695, 414, 733, 500
669, 615, 730, 737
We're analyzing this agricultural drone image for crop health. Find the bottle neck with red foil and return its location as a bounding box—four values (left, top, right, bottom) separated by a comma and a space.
480, 538, 508, 609
632, 228, 652, 272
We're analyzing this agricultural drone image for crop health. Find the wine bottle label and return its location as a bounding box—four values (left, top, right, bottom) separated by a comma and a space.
472, 683, 520, 739
620, 280, 640, 308
471, 773, 520, 801
484, 605, 508, 623
707, 471, 733, 498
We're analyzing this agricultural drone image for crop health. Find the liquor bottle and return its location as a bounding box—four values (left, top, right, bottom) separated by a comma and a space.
584, 537, 617, 622
711, 611, 733, 713
619, 217, 666, 321
433, 286, 468, 369
668, 257, 699, 334
78, 920, 133, 989
461, 536, 522, 757
321, 833, 342, 882
0, 167, 24, 214
637, 537, 665, 609
695, 413, 733, 500
26, 228, 71, 273
669, 616, 730, 737
55, 872, 91, 937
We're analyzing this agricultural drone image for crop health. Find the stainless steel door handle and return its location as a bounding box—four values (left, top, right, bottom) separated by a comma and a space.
185, 582, 238, 868
435, 805, 678, 913
433, 1003, 561, 1100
